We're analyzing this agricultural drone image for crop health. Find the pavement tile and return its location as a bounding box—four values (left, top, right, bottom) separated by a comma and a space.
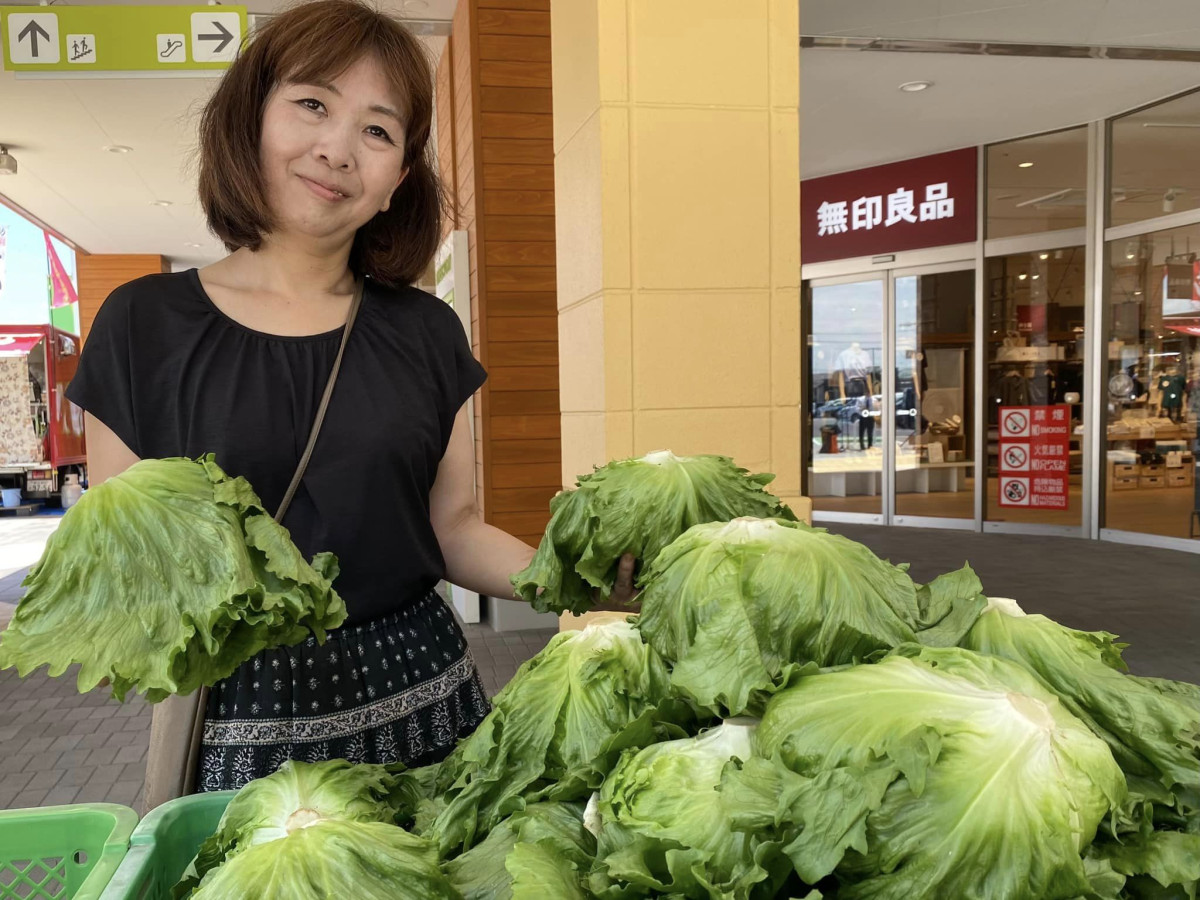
113, 744, 144, 765
104, 780, 140, 806
10, 788, 46, 808
119, 762, 146, 784
107, 730, 143, 748
90, 763, 124, 785
59, 765, 97, 787
54, 748, 91, 770
22, 736, 55, 755
22, 752, 61, 773
0, 787, 21, 809
76, 733, 111, 750
0, 769, 32, 794
72, 783, 113, 804
49, 734, 84, 753
41, 722, 76, 738
23, 769, 63, 791
41, 783, 79, 806
86, 747, 118, 767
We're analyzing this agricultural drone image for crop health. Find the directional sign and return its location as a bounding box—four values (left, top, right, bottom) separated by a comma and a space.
1, 5, 246, 73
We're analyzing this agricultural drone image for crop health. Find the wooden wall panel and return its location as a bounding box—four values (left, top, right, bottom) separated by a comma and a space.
441, 0, 561, 549
78, 254, 169, 344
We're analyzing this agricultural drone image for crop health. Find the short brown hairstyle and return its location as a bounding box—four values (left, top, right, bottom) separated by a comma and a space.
197, 0, 447, 288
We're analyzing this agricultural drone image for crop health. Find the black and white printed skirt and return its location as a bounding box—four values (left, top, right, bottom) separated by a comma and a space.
196, 589, 491, 791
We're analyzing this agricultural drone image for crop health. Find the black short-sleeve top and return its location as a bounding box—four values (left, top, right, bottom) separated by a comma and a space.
65, 269, 487, 626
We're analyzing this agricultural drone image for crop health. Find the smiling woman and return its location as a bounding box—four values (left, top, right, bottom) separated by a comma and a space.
61, 0, 612, 815
197, 0, 445, 288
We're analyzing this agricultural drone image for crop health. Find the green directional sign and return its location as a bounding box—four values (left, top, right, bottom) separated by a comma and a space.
0, 5, 246, 73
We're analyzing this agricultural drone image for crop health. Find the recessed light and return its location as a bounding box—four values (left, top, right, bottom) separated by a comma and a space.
898, 81, 932, 93
1032, 274, 1040, 280
403, 0, 428, 9
185, 242, 202, 248
150, 200, 173, 207
1039, 253, 1049, 260
1018, 273, 1028, 281
1018, 162, 1034, 168
104, 145, 133, 154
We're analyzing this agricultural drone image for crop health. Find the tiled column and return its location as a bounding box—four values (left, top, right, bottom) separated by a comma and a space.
551, 0, 802, 509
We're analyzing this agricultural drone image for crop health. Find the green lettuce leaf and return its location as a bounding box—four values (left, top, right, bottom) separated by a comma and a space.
173, 759, 426, 897
636, 519, 983, 716
1090, 831, 1200, 899
587, 721, 786, 899
0, 455, 344, 702
188, 820, 460, 900
754, 646, 1126, 900
512, 452, 796, 615
961, 600, 1200, 829
444, 802, 596, 899
420, 619, 694, 856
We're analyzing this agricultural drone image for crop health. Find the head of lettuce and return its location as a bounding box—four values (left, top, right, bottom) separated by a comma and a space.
0, 455, 345, 702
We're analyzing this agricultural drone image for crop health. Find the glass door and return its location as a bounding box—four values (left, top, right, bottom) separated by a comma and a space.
803, 276, 886, 521
892, 265, 977, 526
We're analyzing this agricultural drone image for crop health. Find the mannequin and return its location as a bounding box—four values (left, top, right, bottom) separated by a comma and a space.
836, 341, 875, 449
1157, 363, 1186, 423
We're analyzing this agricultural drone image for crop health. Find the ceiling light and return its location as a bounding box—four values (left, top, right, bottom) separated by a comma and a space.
898, 81, 932, 93
0, 146, 16, 176
1039, 253, 1049, 260
1018, 273, 1028, 281
104, 145, 133, 154
185, 242, 202, 248
1018, 162, 1034, 168
403, 0, 428, 9
1032, 274, 1040, 280
150, 200, 173, 207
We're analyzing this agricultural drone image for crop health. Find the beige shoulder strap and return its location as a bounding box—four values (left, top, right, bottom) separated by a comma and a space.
275, 277, 365, 524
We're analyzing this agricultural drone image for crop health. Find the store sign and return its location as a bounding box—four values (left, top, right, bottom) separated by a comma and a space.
802, 148, 977, 264
1, 5, 245, 74
997, 405, 1070, 510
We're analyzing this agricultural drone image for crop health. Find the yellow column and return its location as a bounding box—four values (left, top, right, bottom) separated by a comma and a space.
552, 0, 802, 511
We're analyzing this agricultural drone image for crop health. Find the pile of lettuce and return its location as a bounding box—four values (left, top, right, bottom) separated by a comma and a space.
163, 451, 1197, 899
0, 455, 344, 702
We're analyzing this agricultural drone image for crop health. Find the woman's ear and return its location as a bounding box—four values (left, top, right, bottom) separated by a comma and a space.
380, 168, 410, 212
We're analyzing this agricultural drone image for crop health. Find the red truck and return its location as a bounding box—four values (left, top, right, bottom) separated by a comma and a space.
0, 324, 86, 503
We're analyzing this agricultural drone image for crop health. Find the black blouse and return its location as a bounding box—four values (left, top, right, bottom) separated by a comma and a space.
66, 269, 486, 626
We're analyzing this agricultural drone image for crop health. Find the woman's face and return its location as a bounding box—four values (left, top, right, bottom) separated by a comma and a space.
259, 54, 409, 244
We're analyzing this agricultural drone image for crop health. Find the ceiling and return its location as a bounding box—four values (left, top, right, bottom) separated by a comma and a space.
801, 0, 1200, 179
0, 0, 451, 269
7, 0, 1200, 269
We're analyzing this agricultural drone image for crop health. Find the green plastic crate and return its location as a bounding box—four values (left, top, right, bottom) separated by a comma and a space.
0, 803, 138, 900
99, 793, 233, 900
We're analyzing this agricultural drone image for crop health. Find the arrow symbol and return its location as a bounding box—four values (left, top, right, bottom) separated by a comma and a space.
18, 20, 50, 58
197, 20, 233, 54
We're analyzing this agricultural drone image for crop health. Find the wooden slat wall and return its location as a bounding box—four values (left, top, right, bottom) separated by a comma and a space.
475, 0, 558, 548
439, 0, 560, 549
77, 254, 169, 343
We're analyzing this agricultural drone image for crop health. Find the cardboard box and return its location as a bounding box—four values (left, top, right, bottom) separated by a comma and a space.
1114, 464, 1139, 477
1140, 464, 1165, 477
1112, 475, 1140, 491
1139, 474, 1167, 489
1168, 470, 1194, 488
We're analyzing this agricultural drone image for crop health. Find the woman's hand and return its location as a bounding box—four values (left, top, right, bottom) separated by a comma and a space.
590, 554, 638, 609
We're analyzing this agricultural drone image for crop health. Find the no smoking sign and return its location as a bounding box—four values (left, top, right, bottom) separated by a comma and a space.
1000, 408, 1030, 437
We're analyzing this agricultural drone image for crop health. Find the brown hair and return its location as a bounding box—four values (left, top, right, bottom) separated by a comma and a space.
197, 0, 447, 288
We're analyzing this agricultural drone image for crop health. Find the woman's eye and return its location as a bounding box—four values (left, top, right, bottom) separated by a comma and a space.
297, 98, 324, 113
366, 125, 394, 143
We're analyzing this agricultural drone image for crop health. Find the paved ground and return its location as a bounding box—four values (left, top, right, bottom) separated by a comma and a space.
1, 518, 1197, 811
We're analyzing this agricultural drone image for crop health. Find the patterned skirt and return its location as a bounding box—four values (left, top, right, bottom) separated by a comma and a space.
196, 589, 491, 791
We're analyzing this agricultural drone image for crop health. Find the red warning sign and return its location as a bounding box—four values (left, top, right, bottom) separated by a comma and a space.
997, 405, 1070, 509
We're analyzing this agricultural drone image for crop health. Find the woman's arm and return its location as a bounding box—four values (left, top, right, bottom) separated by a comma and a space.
83, 412, 141, 484
429, 406, 534, 601
430, 406, 637, 604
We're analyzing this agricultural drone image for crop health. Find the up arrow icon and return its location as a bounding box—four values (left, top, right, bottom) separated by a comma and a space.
6, 12, 61, 65
18, 19, 50, 57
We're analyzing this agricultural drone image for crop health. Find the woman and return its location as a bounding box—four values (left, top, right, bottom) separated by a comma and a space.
66, 0, 634, 797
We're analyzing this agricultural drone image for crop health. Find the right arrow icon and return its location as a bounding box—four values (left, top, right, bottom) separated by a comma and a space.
196, 20, 232, 54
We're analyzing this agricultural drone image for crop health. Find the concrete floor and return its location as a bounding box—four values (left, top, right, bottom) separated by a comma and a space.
1, 519, 1197, 810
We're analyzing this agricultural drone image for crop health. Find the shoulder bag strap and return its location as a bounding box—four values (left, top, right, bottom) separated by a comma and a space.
275, 276, 365, 524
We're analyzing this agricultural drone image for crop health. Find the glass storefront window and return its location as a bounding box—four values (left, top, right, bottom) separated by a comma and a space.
804, 279, 884, 517
987, 128, 1088, 240
985, 247, 1087, 526
1103, 223, 1200, 541
894, 269, 975, 520
1110, 91, 1200, 228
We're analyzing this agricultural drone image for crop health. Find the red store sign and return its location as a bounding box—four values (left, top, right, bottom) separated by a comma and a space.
801, 148, 978, 264
997, 405, 1071, 510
